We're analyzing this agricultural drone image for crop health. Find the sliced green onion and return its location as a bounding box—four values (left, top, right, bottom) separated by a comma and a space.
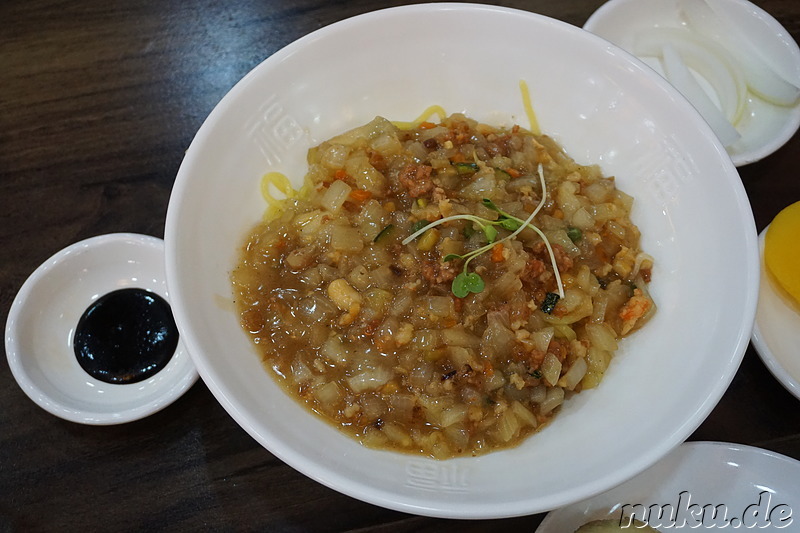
373, 224, 394, 243
567, 226, 582, 243
454, 162, 479, 174
541, 292, 560, 314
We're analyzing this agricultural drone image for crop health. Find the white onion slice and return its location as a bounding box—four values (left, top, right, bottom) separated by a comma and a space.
633, 28, 747, 124
679, 0, 800, 107
660, 42, 742, 147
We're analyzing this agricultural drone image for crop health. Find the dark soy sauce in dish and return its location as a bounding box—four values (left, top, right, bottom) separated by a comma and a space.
73, 288, 179, 384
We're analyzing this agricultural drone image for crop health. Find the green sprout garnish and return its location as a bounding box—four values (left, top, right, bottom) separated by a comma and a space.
451, 271, 485, 298
402, 164, 565, 300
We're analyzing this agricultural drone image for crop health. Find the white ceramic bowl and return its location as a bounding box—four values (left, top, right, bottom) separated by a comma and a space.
5, 234, 197, 425
583, 0, 800, 167
165, 3, 758, 518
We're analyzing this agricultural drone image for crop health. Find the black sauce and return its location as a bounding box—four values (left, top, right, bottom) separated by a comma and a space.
73, 288, 179, 384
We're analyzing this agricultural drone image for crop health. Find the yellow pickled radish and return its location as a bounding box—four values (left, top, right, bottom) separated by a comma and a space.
764, 201, 800, 305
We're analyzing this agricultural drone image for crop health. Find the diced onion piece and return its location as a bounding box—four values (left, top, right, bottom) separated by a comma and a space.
539, 387, 565, 415
540, 352, 562, 386
382, 422, 413, 447
447, 346, 472, 368
438, 404, 468, 428
290, 358, 314, 384
511, 400, 538, 428
361, 426, 388, 448
559, 357, 588, 391
441, 327, 480, 348
494, 409, 521, 442
633, 27, 747, 124
313, 381, 341, 405
330, 224, 364, 252
320, 179, 351, 212
421, 295, 455, 318
484, 371, 506, 391
529, 327, 555, 353
319, 143, 350, 169
408, 362, 433, 389
585, 323, 619, 353
679, 0, 800, 106
347, 366, 392, 393
660, 42, 742, 147
320, 336, 349, 365
553, 324, 577, 341
529, 384, 547, 404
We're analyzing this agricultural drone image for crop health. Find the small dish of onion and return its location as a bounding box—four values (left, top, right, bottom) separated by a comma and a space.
584, 0, 800, 166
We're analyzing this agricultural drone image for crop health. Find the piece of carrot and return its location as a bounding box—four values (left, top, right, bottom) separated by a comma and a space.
506, 168, 521, 178
334, 169, 348, 181
491, 243, 505, 262
349, 189, 372, 202
418, 121, 436, 130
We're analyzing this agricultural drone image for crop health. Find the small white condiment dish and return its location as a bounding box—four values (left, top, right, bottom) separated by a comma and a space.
584, 0, 800, 166
751, 227, 800, 401
5, 233, 198, 425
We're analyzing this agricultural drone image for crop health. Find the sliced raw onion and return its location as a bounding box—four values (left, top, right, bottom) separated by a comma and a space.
660, 42, 742, 147
678, 0, 800, 107
633, 27, 747, 124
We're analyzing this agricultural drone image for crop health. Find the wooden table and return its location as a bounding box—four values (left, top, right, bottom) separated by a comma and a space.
3, 1, 799, 530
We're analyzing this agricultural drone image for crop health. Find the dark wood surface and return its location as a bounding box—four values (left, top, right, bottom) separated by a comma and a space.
2, 1, 800, 531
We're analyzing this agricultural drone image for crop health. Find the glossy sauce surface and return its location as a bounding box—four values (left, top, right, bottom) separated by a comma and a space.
73, 288, 179, 384
233, 114, 655, 458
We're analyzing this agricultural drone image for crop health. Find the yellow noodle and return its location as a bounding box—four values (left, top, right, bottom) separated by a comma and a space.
260, 171, 296, 217
519, 80, 541, 135
392, 105, 447, 129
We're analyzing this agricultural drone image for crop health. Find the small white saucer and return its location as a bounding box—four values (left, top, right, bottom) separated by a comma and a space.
584, 0, 800, 166
4, 233, 198, 425
751, 227, 800, 401
537, 441, 800, 531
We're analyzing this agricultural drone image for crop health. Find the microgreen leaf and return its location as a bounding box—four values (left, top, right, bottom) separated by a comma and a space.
483, 224, 498, 243
452, 273, 470, 298
452, 271, 485, 298
498, 218, 521, 231
463, 272, 485, 293
482, 198, 501, 212
407, 165, 565, 300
